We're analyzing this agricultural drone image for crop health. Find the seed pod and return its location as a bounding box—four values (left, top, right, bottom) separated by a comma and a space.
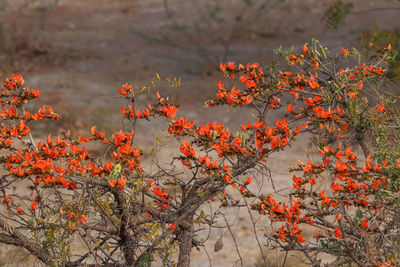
214, 235, 223, 252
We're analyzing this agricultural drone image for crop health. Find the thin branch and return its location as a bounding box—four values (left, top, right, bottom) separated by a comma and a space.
221, 212, 243, 267
242, 196, 268, 267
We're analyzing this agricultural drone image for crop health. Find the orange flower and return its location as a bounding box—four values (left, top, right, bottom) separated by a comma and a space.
344, 147, 356, 160
1, 195, 12, 204
79, 215, 87, 223
311, 58, 319, 70
347, 91, 358, 100
17, 206, 24, 214
180, 140, 196, 157
91, 126, 106, 139
34, 160, 47, 172
233, 137, 244, 152
220, 63, 227, 71
334, 226, 342, 239
297, 234, 305, 243
271, 205, 284, 215
31, 201, 38, 210
341, 48, 349, 55
227, 61, 235, 70
224, 174, 232, 183
377, 103, 385, 112
245, 177, 253, 185
113, 131, 127, 146
318, 190, 330, 205
336, 159, 349, 172
357, 80, 363, 89
123, 83, 132, 92
118, 87, 127, 95
302, 43, 310, 54
162, 104, 178, 118
304, 98, 313, 106
361, 219, 368, 229
288, 55, 298, 65
11, 73, 24, 86
331, 182, 342, 191
308, 76, 319, 89
287, 103, 294, 113
109, 179, 116, 187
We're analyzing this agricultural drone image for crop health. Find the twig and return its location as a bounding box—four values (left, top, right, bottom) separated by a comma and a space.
242, 196, 268, 267
221, 213, 243, 267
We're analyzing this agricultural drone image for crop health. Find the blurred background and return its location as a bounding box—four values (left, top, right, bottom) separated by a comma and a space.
1, 0, 399, 134
0, 0, 399, 265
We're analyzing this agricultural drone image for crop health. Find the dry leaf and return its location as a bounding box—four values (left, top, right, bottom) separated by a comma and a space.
214, 235, 223, 252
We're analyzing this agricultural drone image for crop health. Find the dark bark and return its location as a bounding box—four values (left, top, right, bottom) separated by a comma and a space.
358, 137, 372, 158
177, 224, 194, 267
0, 231, 53, 265
113, 190, 136, 265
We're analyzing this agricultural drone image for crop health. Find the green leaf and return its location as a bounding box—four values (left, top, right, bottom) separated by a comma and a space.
135, 252, 154, 267
323, 1, 354, 30
108, 163, 122, 181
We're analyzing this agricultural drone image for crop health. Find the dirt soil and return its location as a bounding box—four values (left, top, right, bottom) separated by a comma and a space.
0, 0, 399, 266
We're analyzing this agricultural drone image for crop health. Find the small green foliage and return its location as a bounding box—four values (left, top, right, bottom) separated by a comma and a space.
358, 27, 400, 80
320, 238, 345, 256
135, 252, 154, 267
309, 39, 329, 60
275, 45, 295, 57
108, 163, 122, 181
323, 1, 354, 30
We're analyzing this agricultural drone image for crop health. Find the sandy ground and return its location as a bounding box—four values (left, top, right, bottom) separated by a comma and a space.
0, 0, 399, 266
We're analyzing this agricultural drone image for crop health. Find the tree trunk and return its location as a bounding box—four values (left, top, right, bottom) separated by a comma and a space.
177, 224, 194, 267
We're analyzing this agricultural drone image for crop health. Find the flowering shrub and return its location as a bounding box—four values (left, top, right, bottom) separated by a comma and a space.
0, 40, 398, 266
